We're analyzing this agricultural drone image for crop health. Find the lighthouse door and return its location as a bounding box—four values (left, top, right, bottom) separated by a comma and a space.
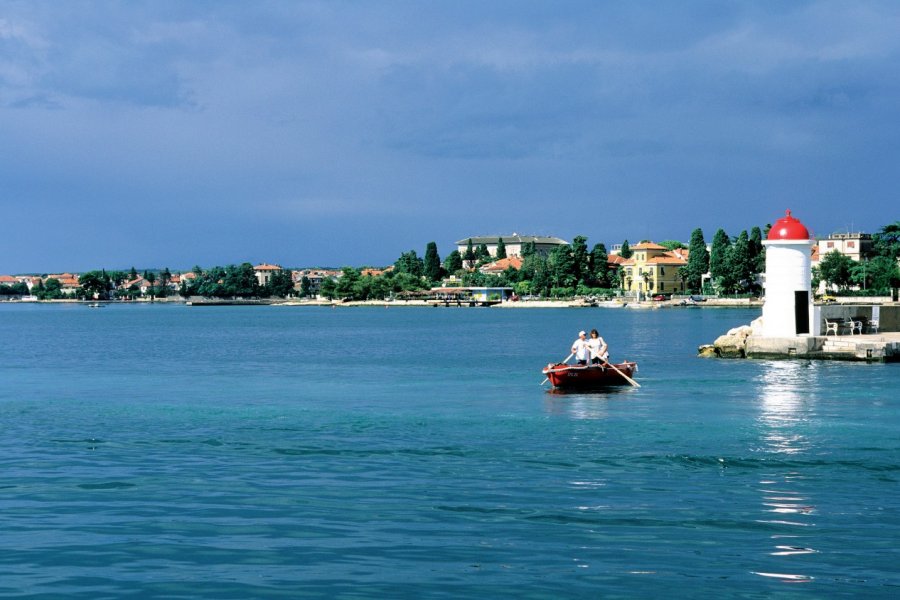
794, 290, 810, 334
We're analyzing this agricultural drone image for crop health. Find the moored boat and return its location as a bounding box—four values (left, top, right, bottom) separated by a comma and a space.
542, 361, 638, 389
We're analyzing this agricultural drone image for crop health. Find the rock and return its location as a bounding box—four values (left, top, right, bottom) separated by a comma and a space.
697, 344, 718, 358
713, 333, 747, 358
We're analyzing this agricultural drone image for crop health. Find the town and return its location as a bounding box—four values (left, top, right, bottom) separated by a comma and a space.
2, 222, 898, 305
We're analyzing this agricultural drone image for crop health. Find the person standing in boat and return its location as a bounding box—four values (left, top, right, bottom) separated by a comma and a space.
571, 330, 590, 365
587, 329, 609, 365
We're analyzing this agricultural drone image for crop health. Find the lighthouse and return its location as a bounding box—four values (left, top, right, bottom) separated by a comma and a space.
760, 210, 815, 337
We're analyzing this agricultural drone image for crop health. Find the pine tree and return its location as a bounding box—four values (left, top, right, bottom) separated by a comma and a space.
619, 239, 633, 259
683, 228, 709, 293
496, 238, 507, 259
444, 250, 463, 273
424, 242, 442, 283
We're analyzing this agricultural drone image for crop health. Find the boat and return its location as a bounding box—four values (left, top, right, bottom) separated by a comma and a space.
542, 361, 638, 389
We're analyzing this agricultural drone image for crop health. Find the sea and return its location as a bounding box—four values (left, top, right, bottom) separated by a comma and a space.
1, 303, 898, 599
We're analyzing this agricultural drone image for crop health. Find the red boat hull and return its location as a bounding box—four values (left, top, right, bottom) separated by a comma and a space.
542, 362, 638, 389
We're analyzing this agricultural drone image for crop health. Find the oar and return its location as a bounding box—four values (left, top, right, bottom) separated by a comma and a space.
603, 359, 641, 388
540, 352, 575, 385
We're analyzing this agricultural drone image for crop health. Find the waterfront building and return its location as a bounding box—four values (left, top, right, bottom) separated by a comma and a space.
455, 234, 568, 259
253, 263, 283, 287
619, 243, 688, 298
817, 232, 873, 263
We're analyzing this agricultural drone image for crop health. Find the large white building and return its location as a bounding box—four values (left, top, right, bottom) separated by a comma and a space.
455, 234, 568, 258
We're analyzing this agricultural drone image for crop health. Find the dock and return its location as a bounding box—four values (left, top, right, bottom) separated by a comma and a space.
741, 332, 900, 362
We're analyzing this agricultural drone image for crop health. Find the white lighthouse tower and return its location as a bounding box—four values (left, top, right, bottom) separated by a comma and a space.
760, 210, 815, 337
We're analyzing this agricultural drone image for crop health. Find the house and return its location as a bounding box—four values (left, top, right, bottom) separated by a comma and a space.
478, 256, 523, 275
456, 234, 568, 260
620, 243, 688, 297
253, 263, 283, 287
817, 232, 873, 263
293, 269, 342, 296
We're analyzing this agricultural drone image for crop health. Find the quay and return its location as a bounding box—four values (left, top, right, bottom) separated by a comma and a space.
745, 331, 900, 362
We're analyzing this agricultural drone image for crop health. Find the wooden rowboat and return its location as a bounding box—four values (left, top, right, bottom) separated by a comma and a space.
542, 361, 638, 389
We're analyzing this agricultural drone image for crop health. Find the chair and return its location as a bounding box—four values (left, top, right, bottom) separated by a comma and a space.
824, 319, 840, 336
868, 318, 879, 334
846, 317, 863, 335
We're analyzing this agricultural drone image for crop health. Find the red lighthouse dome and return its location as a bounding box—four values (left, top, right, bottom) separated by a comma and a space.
767, 209, 810, 241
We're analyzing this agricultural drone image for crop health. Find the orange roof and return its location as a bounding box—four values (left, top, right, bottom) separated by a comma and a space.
631, 242, 667, 250
481, 257, 523, 272
646, 256, 687, 265
254, 263, 282, 271
181, 272, 197, 279
0, 275, 17, 283
361, 268, 385, 277
607, 254, 629, 266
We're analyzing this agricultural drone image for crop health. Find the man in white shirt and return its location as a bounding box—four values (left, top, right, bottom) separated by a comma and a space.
571, 330, 590, 366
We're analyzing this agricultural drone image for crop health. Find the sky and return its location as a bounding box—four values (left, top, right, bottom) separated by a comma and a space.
2, 1, 899, 273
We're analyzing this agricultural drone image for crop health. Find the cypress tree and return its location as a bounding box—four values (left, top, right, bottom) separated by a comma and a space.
496, 238, 507, 259
619, 239, 633, 259
684, 228, 709, 293
444, 250, 463, 273
709, 229, 730, 283
590, 243, 608, 287
749, 226, 764, 273
464, 239, 476, 262
424, 242, 442, 283
571, 236, 589, 285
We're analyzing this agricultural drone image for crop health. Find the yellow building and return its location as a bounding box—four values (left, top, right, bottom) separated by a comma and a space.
620, 243, 688, 298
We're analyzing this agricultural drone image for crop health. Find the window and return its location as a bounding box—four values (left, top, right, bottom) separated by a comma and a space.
848, 241, 855, 248
827, 242, 834, 248
660, 267, 665, 276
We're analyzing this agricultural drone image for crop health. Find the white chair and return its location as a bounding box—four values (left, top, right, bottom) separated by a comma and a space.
824, 320, 840, 336
847, 317, 863, 335
868, 318, 879, 334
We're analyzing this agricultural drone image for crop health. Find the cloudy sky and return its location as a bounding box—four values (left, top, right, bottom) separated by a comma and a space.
2, 1, 898, 272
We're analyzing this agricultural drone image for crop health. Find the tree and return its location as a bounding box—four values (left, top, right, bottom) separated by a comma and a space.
424, 242, 442, 283
721, 230, 753, 294
659, 240, 687, 250
335, 268, 361, 299
463, 239, 476, 264
319, 277, 337, 300
475, 243, 491, 264
78, 271, 108, 299
873, 221, 900, 259
395, 250, 424, 277
818, 250, 854, 290
619, 240, 633, 259
749, 226, 765, 273
682, 228, 709, 293
443, 250, 463, 273
267, 269, 295, 298
496, 238, 507, 259
129, 266, 138, 280
300, 276, 312, 297
547, 245, 576, 289
589, 243, 609, 288
709, 229, 731, 285
571, 236, 589, 285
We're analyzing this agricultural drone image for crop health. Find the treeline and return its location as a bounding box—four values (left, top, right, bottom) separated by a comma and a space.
682, 226, 767, 295
814, 221, 900, 293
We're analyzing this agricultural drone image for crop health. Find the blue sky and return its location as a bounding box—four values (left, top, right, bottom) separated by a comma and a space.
2, 1, 899, 272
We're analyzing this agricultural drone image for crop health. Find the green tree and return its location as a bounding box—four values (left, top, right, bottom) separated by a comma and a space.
300, 276, 312, 297
129, 266, 138, 280
721, 230, 753, 294
443, 250, 463, 273
335, 268, 361, 299
424, 242, 442, 283
619, 240, 633, 259
659, 240, 686, 250
682, 228, 709, 294
475, 244, 491, 264
749, 226, 765, 273
395, 250, 424, 277
589, 243, 609, 287
873, 221, 900, 259
78, 271, 108, 299
850, 256, 900, 292
818, 250, 854, 290
709, 229, 731, 286
571, 236, 589, 285
463, 239, 476, 264
496, 238, 507, 259
548, 245, 576, 289
267, 269, 295, 298
319, 277, 337, 300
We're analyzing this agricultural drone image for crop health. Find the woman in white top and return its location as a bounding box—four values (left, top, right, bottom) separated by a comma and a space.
587, 329, 609, 365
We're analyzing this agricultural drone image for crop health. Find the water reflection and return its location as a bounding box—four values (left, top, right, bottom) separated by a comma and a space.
543, 387, 635, 420
753, 361, 819, 583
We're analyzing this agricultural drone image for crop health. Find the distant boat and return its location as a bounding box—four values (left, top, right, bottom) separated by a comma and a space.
542, 361, 638, 389
87, 302, 104, 308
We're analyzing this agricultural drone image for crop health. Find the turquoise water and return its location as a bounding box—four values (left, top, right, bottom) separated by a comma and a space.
1, 303, 898, 598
